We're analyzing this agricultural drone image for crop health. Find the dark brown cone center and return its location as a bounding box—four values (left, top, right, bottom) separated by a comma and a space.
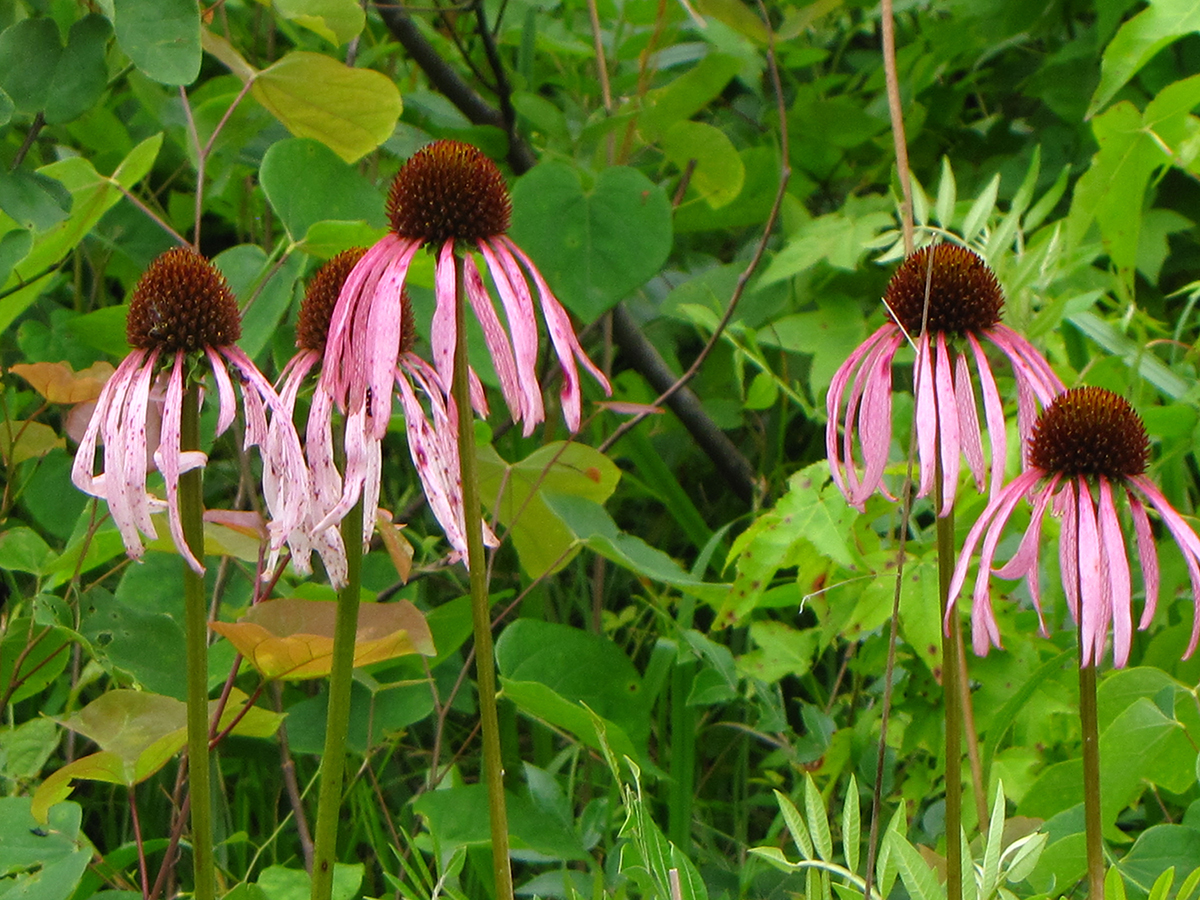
297, 248, 367, 352
126, 247, 241, 352
884, 244, 1004, 337
386, 140, 511, 246
1029, 386, 1149, 478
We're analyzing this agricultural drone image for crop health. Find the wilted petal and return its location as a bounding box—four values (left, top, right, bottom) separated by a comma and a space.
155, 354, 205, 574
463, 250, 525, 426
478, 240, 542, 431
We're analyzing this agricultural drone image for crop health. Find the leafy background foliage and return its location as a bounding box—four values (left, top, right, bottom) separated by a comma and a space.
5, 0, 1200, 897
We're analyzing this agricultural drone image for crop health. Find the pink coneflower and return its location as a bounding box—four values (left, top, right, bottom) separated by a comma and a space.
947, 386, 1200, 668
827, 245, 1063, 515
71, 247, 308, 574
319, 139, 610, 453
278, 249, 491, 576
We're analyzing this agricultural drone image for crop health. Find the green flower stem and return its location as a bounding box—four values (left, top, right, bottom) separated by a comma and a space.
452, 253, 514, 900
1079, 653, 1104, 900
311, 494, 364, 900
935, 493, 962, 900
180, 382, 215, 900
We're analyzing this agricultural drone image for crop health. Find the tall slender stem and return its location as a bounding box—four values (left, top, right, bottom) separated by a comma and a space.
451, 254, 514, 900
180, 382, 215, 900
1079, 651, 1104, 900
311, 494, 364, 900
935, 483, 962, 900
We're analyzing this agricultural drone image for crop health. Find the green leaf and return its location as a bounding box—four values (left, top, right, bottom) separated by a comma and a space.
508, 162, 673, 321
1100, 698, 1197, 824
774, 790, 815, 860
542, 493, 728, 605
0, 526, 54, 575
961, 173, 1000, 244
661, 121, 745, 208
0, 19, 61, 114
934, 156, 957, 229
842, 774, 860, 874
66, 305, 130, 356
252, 52, 402, 163
112, 0, 201, 86
45, 15, 112, 125
0, 170, 72, 232
739, 621, 818, 684
804, 775, 833, 862
760, 205, 893, 284
1147, 867, 1177, 900
257, 864, 363, 900
270, 0, 365, 46
1089, 0, 1200, 118
0, 620, 72, 705
214, 244, 305, 361
1118, 828, 1200, 896
637, 53, 742, 138
0, 798, 92, 900
496, 619, 648, 752
259, 138, 386, 241
476, 441, 619, 579
1, 134, 162, 336
757, 300, 868, 397
888, 831, 942, 900
0, 88, 12, 126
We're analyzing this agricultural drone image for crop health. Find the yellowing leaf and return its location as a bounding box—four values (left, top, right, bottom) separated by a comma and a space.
210, 598, 435, 681
31, 688, 281, 821
252, 53, 401, 163
376, 508, 413, 584
10, 360, 114, 403
0, 419, 65, 464
270, 0, 366, 46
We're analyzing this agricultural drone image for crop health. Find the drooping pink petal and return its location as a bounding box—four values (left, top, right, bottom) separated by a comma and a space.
71, 352, 136, 496
362, 244, 419, 439
1074, 478, 1103, 668
966, 333, 1007, 502
851, 333, 902, 507
993, 472, 1059, 635
121, 352, 159, 540
431, 240, 461, 398
946, 469, 1041, 654
969, 471, 1040, 655
1057, 484, 1080, 622
478, 240, 543, 431
826, 326, 892, 501
156, 353, 205, 574
988, 323, 1064, 406
914, 333, 937, 500
499, 236, 612, 430
1126, 489, 1159, 630
1130, 474, 1200, 657
208, 345, 238, 438
463, 250, 525, 426
1098, 477, 1133, 666
933, 334, 960, 515
954, 351, 985, 492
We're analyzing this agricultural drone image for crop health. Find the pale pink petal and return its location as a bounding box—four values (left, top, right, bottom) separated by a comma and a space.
208, 346, 238, 438
1098, 478, 1133, 666
966, 333, 1007, 501
156, 353, 205, 574
1130, 474, 1200, 657
988, 324, 1064, 406
1075, 478, 1103, 668
431, 240, 460, 394
500, 236, 612, 428
954, 350, 985, 492
1057, 485, 1080, 622
1126, 489, 1159, 630
463, 250, 525, 426
934, 335, 960, 516
994, 472, 1059, 635
363, 245, 419, 439
478, 240, 543, 431
851, 334, 902, 507
914, 333, 937, 500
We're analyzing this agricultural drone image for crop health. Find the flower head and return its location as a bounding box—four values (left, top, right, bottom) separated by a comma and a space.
948, 387, 1200, 668
72, 247, 308, 574
827, 244, 1062, 515
289, 249, 495, 572
317, 139, 610, 540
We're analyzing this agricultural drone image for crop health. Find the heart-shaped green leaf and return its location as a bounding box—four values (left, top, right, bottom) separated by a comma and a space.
509, 163, 672, 322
